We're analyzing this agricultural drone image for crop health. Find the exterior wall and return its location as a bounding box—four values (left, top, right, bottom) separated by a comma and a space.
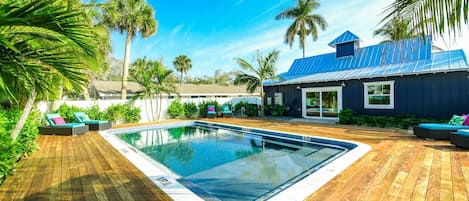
264, 71, 469, 119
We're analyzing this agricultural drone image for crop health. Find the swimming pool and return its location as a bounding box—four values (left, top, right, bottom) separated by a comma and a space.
101, 121, 370, 200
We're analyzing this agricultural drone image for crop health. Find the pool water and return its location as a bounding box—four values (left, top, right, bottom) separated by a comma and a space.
117, 122, 349, 200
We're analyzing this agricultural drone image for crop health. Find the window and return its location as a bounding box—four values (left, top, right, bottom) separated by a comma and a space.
267, 97, 272, 105
336, 42, 355, 58
364, 81, 394, 109
274, 93, 283, 105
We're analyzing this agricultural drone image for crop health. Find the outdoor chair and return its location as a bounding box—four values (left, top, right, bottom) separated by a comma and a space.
74, 112, 111, 131
221, 104, 232, 117
413, 123, 469, 140
207, 105, 217, 118
450, 129, 469, 149
38, 113, 89, 135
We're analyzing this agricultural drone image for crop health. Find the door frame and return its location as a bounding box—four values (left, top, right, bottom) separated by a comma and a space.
301, 86, 343, 119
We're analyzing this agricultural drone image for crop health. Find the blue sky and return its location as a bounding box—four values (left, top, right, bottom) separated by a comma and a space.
109, 0, 469, 77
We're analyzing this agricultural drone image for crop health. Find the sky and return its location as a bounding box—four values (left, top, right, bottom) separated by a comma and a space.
109, 0, 469, 77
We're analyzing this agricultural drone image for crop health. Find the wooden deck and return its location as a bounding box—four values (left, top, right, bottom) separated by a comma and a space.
1, 118, 468, 201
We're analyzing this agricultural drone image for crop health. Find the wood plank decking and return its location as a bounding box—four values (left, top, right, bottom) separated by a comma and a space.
1, 118, 468, 201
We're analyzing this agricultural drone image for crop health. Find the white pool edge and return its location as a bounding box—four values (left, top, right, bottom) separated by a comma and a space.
100, 120, 371, 201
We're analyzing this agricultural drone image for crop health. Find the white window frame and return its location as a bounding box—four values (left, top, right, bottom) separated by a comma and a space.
301, 86, 342, 119
274, 93, 283, 105
363, 80, 395, 109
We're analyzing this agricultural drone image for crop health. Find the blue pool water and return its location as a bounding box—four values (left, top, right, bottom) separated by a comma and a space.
116, 122, 352, 200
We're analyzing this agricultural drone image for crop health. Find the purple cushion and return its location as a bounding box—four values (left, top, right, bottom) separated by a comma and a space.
464, 116, 469, 126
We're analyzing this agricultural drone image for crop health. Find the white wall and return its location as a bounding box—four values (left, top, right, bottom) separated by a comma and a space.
37, 96, 260, 122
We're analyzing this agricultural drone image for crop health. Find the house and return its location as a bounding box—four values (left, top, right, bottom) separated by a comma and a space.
90, 80, 260, 104
264, 31, 469, 120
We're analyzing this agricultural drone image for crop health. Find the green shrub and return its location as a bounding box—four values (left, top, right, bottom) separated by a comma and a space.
234, 102, 258, 117
167, 100, 185, 119
339, 109, 447, 129
86, 104, 107, 120
105, 103, 141, 124
0, 108, 40, 185
56, 103, 83, 122
183, 102, 198, 118
265, 104, 287, 116
198, 100, 220, 118
338, 108, 353, 124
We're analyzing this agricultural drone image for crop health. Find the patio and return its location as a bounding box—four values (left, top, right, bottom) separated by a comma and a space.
0, 118, 468, 200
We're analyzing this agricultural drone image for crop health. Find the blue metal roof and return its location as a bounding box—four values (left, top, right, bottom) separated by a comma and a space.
266, 36, 469, 86
328, 31, 360, 47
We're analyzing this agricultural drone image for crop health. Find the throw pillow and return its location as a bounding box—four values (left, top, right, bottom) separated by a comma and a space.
464, 116, 469, 126
449, 115, 466, 126
51, 117, 66, 125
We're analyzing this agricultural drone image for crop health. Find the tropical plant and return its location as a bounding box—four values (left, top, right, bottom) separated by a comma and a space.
275, 0, 327, 58
173, 55, 192, 85
374, 16, 416, 42
0, 0, 101, 140
130, 57, 177, 120
383, 0, 469, 39
103, 0, 157, 99
234, 50, 279, 116
167, 99, 185, 119
183, 102, 198, 118
105, 103, 141, 124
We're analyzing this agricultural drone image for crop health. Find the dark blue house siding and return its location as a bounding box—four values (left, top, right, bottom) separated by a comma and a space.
264, 71, 469, 119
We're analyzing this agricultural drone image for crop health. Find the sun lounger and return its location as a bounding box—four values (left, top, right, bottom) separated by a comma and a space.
38, 113, 89, 135
450, 129, 469, 149
221, 105, 232, 117
207, 105, 216, 118
74, 112, 111, 131
413, 123, 469, 140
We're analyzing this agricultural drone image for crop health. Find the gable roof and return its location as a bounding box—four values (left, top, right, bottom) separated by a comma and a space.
328, 31, 360, 47
266, 36, 468, 86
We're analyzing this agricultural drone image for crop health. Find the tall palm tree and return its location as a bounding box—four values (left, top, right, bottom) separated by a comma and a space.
173, 55, 192, 85
374, 16, 416, 42
0, 0, 100, 140
103, 0, 157, 100
131, 58, 177, 120
384, 0, 469, 39
275, 0, 327, 58
234, 50, 280, 116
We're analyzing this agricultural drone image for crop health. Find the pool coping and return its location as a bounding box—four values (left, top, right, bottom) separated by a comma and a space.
99, 120, 371, 201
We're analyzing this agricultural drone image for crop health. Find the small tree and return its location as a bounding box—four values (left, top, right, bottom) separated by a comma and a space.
234, 50, 280, 116
173, 55, 192, 85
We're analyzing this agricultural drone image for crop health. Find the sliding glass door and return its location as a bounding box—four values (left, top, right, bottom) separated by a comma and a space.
302, 87, 342, 119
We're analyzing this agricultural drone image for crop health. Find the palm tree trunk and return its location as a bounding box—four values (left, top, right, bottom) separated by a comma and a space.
121, 31, 133, 100
157, 94, 163, 120
302, 40, 306, 58
180, 72, 183, 86
11, 88, 36, 141
259, 84, 264, 116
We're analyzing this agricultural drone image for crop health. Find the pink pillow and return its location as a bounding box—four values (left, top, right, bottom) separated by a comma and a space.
51, 117, 66, 125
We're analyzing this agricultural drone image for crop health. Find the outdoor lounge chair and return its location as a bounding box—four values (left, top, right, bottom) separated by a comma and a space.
221, 104, 232, 117
38, 113, 89, 135
207, 105, 216, 118
413, 123, 469, 140
450, 129, 469, 149
74, 112, 111, 131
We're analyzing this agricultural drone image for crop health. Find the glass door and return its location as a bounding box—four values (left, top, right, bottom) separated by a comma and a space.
305, 92, 320, 117
302, 87, 342, 119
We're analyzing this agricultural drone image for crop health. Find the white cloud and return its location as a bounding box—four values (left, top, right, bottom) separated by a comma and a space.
169, 24, 184, 47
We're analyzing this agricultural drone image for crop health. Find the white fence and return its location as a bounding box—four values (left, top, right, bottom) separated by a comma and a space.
37, 96, 260, 122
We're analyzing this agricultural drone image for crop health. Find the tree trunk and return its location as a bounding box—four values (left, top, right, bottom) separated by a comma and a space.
11, 88, 37, 141
121, 31, 133, 100
259, 83, 264, 116
157, 94, 163, 120
302, 40, 306, 58
180, 72, 183, 86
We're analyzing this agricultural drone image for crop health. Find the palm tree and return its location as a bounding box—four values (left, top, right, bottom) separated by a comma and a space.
0, 0, 101, 140
374, 16, 416, 42
384, 0, 469, 39
173, 55, 192, 85
275, 0, 327, 58
234, 50, 280, 116
103, 0, 157, 100
130, 58, 177, 120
